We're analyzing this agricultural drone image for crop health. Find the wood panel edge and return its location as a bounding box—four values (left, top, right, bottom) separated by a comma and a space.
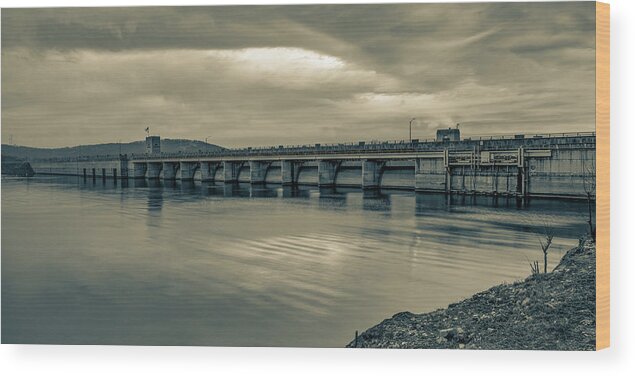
595, 1, 610, 351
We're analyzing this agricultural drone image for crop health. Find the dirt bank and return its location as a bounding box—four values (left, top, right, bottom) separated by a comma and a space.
347, 238, 596, 350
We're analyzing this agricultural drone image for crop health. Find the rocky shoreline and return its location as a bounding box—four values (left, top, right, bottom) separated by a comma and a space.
347, 238, 596, 350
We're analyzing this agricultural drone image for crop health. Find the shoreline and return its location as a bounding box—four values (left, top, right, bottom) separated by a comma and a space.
347, 238, 596, 350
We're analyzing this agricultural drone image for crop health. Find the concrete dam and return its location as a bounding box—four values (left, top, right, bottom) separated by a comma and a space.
28, 131, 596, 199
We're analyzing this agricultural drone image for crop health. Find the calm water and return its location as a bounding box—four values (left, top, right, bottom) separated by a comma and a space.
2, 176, 589, 347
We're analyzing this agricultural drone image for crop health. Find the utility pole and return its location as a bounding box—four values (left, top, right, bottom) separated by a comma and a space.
409, 118, 417, 142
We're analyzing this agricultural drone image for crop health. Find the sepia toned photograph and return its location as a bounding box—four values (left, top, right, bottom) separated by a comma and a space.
1, 1, 607, 350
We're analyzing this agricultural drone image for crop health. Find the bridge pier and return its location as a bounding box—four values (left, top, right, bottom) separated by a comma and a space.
318, 160, 341, 188
201, 162, 221, 182
362, 160, 385, 190
249, 161, 270, 184
163, 162, 179, 180
120, 155, 129, 178
223, 161, 243, 183
133, 162, 147, 179
179, 161, 199, 181
415, 155, 447, 192
147, 162, 163, 179
281, 160, 303, 186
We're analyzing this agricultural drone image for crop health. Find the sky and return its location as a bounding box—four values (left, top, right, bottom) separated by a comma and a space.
1, 2, 596, 148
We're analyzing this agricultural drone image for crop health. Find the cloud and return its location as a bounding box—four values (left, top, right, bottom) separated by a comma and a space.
1, 3, 596, 148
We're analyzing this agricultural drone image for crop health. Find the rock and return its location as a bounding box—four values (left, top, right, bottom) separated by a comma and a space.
439, 327, 465, 342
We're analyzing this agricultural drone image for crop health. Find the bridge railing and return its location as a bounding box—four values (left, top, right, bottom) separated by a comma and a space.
134, 131, 595, 160
31, 131, 596, 162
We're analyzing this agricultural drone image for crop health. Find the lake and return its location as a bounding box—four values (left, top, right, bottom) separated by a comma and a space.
1, 176, 589, 347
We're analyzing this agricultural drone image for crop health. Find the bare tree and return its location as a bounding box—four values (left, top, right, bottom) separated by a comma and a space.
582, 155, 596, 241
521, 213, 557, 275
538, 224, 555, 273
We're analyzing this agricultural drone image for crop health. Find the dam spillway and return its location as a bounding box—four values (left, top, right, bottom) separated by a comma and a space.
28, 132, 596, 199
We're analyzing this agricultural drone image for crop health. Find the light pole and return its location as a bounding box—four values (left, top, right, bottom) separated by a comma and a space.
409, 118, 417, 142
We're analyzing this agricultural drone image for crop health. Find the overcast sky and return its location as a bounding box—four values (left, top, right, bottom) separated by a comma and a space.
2, 2, 596, 148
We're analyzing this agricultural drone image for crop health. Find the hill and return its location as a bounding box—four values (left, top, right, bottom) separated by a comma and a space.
1, 139, 225, 160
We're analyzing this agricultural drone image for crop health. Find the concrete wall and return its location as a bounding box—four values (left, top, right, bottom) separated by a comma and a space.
448, 165, 520, 195
297, 163, 318, 185
381, 166, 415, 189
415, 157, 446, 192
30, 159, 123, 178
237, 165, 251, 183
526, 149, 594, 198
265, 166, 282, 184
336, 161, 362, 187
214, 166, 225, 182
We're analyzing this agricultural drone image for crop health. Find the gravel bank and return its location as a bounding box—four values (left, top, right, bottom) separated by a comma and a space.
347, 238, 596, 350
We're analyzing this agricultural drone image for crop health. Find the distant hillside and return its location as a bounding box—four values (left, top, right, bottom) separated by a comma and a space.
1, 139, 225, 160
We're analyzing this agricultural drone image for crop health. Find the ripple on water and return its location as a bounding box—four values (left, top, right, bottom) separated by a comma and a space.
1, 177, 589, 346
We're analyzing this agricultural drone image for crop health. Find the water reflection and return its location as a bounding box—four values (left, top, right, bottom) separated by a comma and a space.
415, 193, 530, 215
147, 184, 163, 212
162, 179, 178, 190
415, 192, 450, 213
179, 180, 197, 195
1, 176, 591, 347
250, 185, 279, 198
318, 187, 347, 209
223, 183, 250, 197
361, 190, 392, 212
281, 185, 311, 198
133, 178, 148, 188
201, 183, 224, 197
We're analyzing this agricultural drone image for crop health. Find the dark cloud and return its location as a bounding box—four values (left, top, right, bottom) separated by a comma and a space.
1, 3, 596, 148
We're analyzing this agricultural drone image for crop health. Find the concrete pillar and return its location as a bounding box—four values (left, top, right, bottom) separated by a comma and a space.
249, 161, 269, 184
163, 162, 179, 180
120, 155, 129, 178
318, 160, 340, 188
201, 162, 220, 182
444, 149, 451, 193
517, 147, 526, 197
281, 160, 302, 186
415, 157, 446, 192
147, 162, 163, 179
179, 161, 199, 180
415, 159, 424, 191
223, 161, 242, 183
133, 162, 147, 178
362, 160, 384, 190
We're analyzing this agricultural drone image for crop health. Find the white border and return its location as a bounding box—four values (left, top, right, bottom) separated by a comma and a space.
1, 1, 633, 375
